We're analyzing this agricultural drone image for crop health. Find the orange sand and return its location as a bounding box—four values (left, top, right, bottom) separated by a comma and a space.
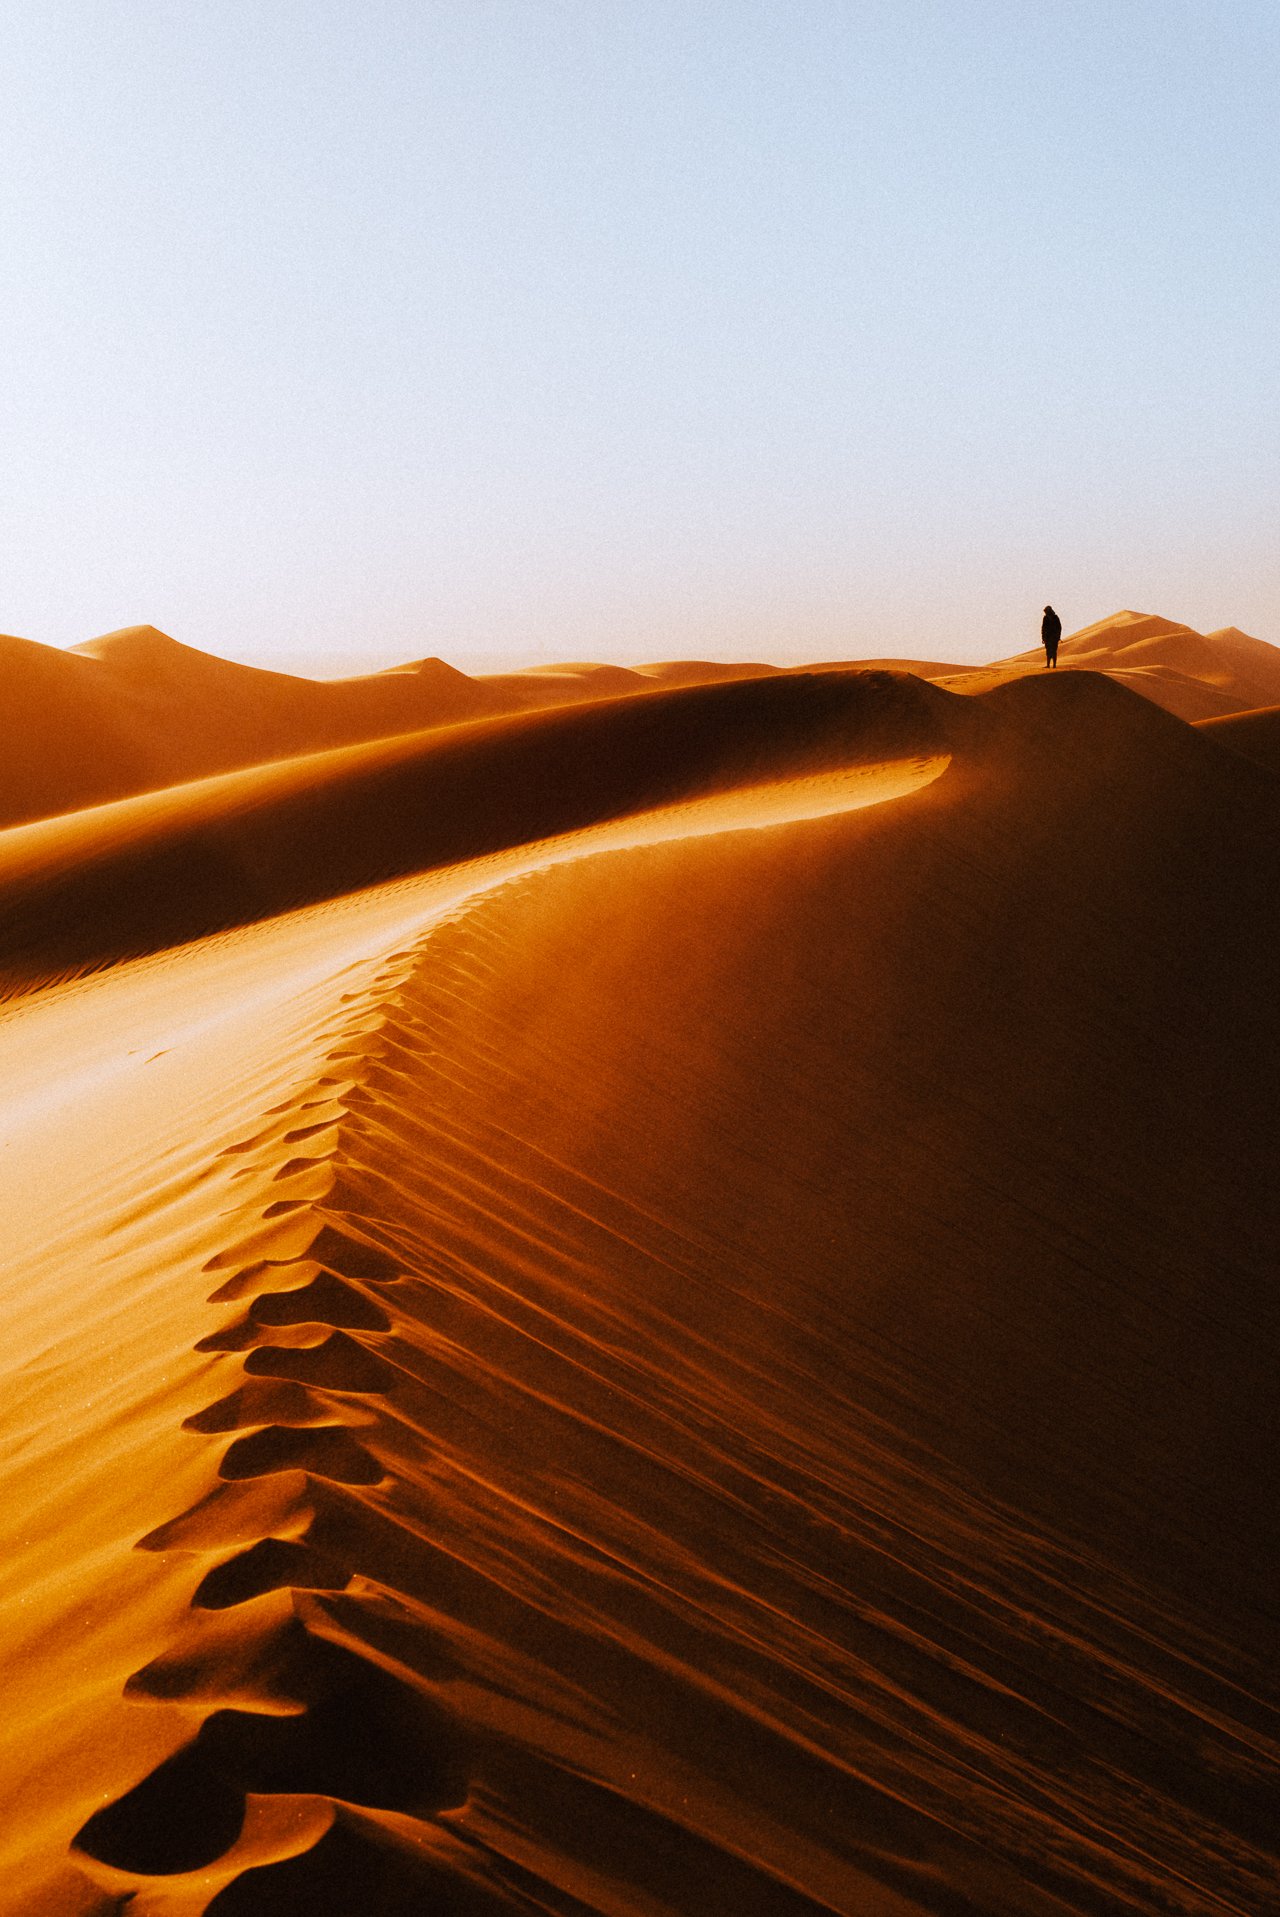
1, 615, 1278, 1914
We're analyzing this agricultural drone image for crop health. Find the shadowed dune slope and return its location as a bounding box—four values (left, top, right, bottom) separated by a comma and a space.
0, 623, 977, 838
0, 667, 956, 988
1196, 702, 1280, 772
6, 669, 1278, 1913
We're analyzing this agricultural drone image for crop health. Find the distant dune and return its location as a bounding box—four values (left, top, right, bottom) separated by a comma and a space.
4, 608, 1278, 832
1, 618, 1278, 1914
976, 607, 1280, 720
0, 626, 779, 832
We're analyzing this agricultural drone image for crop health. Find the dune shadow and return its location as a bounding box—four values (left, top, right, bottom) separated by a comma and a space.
75, 1635, 469, 1877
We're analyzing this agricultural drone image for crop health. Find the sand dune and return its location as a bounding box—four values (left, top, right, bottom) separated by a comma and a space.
0, 627, 801, 834
2, 635, 1279, 1914
977, 608, 1280, 721
0, 669, 951, 989
7, 609, 1274, 836
0, 625, 511, 829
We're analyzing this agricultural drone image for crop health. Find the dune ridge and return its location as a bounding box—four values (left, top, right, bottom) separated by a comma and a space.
2, 642, 1279, 1913
4, 609, 1278, 835
0, 627, 784, 834
0, 669, 955, 991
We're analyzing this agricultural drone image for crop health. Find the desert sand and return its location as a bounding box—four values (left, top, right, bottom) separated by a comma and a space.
1, 610, 1278, 1915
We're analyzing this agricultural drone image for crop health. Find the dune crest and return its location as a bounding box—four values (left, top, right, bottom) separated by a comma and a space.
0, 668, 956, 991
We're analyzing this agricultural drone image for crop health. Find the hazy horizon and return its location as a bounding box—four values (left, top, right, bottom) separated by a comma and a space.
2, 4, 1277, 674
5, 601, 1271, 686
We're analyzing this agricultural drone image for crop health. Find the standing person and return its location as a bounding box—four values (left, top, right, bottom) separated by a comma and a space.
1041, 604, 1062, 668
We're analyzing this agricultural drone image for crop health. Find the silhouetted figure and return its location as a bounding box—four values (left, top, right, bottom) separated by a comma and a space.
1041, 604, 1061, 669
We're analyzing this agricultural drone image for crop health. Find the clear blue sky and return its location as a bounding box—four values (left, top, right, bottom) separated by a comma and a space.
1, 3, 1276, 672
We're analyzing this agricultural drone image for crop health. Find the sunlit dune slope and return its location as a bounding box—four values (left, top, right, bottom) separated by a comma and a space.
0, 667, 953, 989
2, 668, 1278, 1914
0, 626, 508, 827
0, 627, 648, 831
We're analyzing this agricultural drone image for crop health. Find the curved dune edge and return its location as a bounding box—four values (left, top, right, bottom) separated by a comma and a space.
0, 668, 957, 994
2, 606, 1279, 835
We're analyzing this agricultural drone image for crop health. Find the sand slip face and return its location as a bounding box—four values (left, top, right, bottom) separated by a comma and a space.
1196, 703, 1280, 773
2, 666, 1279, 1914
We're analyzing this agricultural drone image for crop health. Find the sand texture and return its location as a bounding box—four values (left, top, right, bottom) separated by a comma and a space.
2, 618, 1279, 1915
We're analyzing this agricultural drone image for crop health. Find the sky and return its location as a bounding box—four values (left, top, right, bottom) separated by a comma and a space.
0, 2, 1276, 675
